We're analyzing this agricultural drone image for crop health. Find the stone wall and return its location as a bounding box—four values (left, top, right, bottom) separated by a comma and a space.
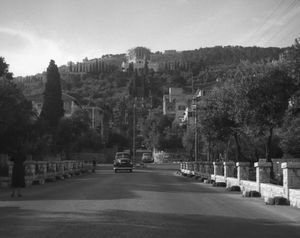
260, 183, 285, 199
226, 177, 239, 187
240, 180, 257, 192
0, 160, 90, 188
289, 189, 300, 208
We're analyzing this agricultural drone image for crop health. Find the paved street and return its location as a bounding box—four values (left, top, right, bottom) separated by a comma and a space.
0, 164, 299, 238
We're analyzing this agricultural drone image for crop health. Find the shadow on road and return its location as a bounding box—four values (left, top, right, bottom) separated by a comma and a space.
0, 167, 221, 201
0, 207, 299, 238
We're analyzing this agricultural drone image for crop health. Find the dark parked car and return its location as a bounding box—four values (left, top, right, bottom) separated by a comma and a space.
113, 152, 133, 173
141, 152, 154, 163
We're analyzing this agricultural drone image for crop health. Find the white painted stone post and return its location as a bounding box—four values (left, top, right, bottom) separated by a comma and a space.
236, 162, 250, 183
254, 161, 272, 192
281, 162, 300, 199
223, 162, 235, 178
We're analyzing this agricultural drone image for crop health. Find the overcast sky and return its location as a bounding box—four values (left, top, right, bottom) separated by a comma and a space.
0, 0, 299, 76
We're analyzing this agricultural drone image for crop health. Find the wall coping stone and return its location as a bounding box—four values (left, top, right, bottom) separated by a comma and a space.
236, 162, 250, 167
223, 161, 235, 166
281, 162, 300, 169
254, 161, 272, 168
213, 162, 223, 166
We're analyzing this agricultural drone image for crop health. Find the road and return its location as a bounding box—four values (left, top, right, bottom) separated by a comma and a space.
0, 164, 299, 238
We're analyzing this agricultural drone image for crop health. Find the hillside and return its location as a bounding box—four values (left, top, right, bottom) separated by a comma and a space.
16, 45, 286, 113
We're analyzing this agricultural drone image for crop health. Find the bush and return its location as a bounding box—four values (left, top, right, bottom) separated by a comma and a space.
226, 186, 241, 192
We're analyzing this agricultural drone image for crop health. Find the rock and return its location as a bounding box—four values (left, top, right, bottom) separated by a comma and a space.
265, 197, 275, 205
227, 186, 241, 192
274, 196, 290, 205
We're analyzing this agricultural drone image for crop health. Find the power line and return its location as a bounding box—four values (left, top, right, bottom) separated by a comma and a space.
263, 0, 300, 45
251, 0, 285, 41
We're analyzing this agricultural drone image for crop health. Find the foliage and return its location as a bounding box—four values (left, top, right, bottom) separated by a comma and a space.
56, 110, 102, 156
141, 109, 183, 150
0, 58, 33, 153
280, 115, 300, 157
73, 129, 103, 152
40, 60, 64, 130
244, 68, 295, 162
182, 124, 195, 159
0, 57, 13, 79
106, 131, 129, 150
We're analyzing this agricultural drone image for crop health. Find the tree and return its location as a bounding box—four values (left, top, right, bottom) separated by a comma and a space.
40, 60, 64, 130
0, 57, 13, 79
56, 110, 89, 158
246, 69, 295, 163
280, 117, 300, 158
198, 80, 247, 161
182, 124, 195, 160
0, 58, 33, 153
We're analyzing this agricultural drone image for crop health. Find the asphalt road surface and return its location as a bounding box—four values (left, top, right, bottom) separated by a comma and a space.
0, 164, 299, 238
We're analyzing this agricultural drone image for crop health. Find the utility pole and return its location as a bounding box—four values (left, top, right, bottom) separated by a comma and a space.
132, 97, 136, 165
194, 104, 198, 162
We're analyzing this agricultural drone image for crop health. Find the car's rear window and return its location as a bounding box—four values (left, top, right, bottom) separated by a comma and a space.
116, 153, 130, 159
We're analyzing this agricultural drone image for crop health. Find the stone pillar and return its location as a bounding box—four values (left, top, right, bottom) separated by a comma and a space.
254, 161, 272, 192
236, 162, 250, 182
281, 162, 300, 199
223, 162, 235, 178
180, 162, 184, 172
189, 162, 194, 174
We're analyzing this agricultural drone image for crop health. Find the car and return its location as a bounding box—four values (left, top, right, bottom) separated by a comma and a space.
141, 152, 154, 163
113, 152, 133, 173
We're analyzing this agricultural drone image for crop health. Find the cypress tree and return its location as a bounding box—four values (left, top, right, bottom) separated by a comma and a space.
40, 60, 64, 130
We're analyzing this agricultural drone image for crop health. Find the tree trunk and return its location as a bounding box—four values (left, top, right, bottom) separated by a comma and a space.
266, 127, 274, 179
225, 138, 231, 162
265, 127, 273, 163
233, 132, 242, 162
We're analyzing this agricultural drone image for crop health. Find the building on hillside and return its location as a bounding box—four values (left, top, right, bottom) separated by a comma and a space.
26, 93, 109, 142
162, 88, 193, 123
67, 55, 125, 74
14, 73, 47, 96
181, 80, 219, 128
122, 48, 188, 72
27, 92, 82, 117
122, 47, 153, 72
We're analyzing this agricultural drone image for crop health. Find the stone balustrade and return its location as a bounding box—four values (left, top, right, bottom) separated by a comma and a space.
180, 159, 300, 208
0, 160, 88, 188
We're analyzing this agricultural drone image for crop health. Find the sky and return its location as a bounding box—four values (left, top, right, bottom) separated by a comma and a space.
0, 0, 300, 76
